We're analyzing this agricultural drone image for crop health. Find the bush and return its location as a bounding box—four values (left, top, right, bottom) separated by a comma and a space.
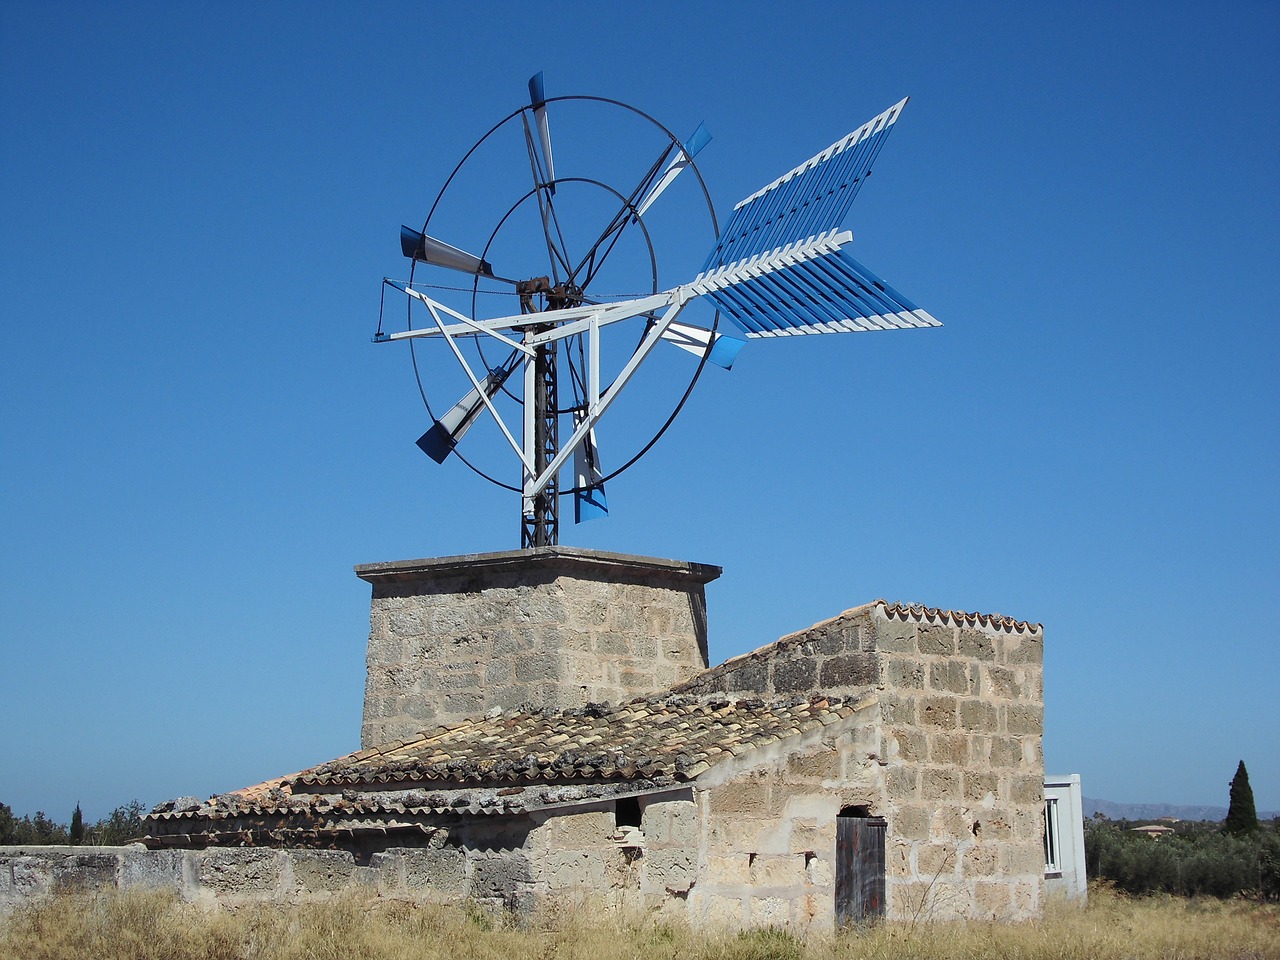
1086, 818, 1279, 899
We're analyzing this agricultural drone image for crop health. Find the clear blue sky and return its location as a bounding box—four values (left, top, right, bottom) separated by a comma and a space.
2, 1, 1277, 822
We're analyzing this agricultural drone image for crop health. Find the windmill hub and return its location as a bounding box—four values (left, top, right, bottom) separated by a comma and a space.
516, 276, 584, 315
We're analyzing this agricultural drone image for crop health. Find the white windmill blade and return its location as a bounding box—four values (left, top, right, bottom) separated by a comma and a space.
417, 352, 522, 463
634, 122, 711, 220
528, 72, 556, 194
400, 225, 499, 279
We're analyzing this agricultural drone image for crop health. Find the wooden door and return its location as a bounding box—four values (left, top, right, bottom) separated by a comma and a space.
835, 815, 886, 926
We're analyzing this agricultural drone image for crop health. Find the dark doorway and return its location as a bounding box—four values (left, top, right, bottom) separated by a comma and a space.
835, 807, 887, 926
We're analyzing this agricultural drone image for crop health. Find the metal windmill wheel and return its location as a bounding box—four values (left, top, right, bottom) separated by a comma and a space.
377, 74, 939, 548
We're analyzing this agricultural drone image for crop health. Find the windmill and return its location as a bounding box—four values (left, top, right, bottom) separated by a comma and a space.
375, 74, 939, 548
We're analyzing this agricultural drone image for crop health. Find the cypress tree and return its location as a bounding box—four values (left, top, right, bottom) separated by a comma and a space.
1223, 760, 1258, 835
70, 803, 85, 844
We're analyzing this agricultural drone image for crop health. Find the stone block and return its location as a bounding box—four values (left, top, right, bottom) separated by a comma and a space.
708, 782, 770, 815
879, 693, 916, 725
544, 810, 614, 848
288, 850, 359, 894
52, 853, 119, 892
889, 727, 928, 763
887, 767, 919, 800
919, 695, 958, 729
916, 844, 957, 879
695, 892, 746, 927
962, 844, 999, 878
786, 747, 841, 780
117, 849, 184, 894
928, 732, 970, 765
894, 806, 933, 841
988, 736, 1023, 767
928, 661, 970, 695
197, 849, 282, 894
1010, 774, 1044, 805
1005, 634, 1044, 666
1005, 704, 1043, 736
725, 660, 769, 694
921, 769, 961, 802
819, 652, 878, 688
788, 818, 830, 854
960, 699, 1000, 732
11, 858, 53, 899
885, 656, 925, 689
806, 855, 833, 887
974, 879, 1013, 916
957, 628, 995, 661
1000, 841, 1047, 877
917, 624, 956, 656
644, 847, 696, 893
873, 618, 917, 653
985, 665, 1017, 700
773, 657, 817, 693
748, 896, 791, 926
751, 853, 807, 888
963, 771, 999, 804
400, 848, 468, 896
705, 853, 752, 886
470, 853, 533, 898
544, 850, 608, 890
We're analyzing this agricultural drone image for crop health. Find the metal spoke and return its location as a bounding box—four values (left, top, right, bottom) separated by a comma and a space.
568, 143, 674, 292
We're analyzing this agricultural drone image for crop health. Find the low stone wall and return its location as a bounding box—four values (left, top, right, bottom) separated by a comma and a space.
0, 845, 473, 916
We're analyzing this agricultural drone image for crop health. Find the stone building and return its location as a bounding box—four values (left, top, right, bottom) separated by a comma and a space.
140, 547, 1046, 928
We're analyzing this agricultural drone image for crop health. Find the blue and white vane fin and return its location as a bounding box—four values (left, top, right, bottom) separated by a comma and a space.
634, 122, 712, 220
683, 231, 939, 337
703, 98, 907, 272
528, 72, 556, 195
572, 410, 607, 522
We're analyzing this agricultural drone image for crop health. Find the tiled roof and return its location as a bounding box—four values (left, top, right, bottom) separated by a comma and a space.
143, 693, 873, 831
879, 601, 1042, 634
298, 692, 873, 788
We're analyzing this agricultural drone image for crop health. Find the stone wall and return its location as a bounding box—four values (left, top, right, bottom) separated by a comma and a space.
688, 707, 883, 928
871, 605, 1044, 921
358, 548, 720, 746
675, 600, 1046, 922
0, 845, 475, 916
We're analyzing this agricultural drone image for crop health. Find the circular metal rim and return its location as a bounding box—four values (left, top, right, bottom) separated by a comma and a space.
405, 93, 722, 496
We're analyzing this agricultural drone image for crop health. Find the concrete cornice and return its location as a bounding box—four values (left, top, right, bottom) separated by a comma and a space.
354, 546, 722, 586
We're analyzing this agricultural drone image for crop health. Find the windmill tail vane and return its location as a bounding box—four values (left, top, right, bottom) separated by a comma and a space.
376, 75, 939, 548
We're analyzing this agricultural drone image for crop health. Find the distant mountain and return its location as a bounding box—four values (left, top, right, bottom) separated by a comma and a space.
1083, 797, 1280, 822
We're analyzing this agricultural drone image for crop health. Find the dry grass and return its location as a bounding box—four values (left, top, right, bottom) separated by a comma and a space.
2, 885, 1277, 960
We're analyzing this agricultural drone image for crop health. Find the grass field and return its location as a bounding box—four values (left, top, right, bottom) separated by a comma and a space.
2, 884, 1277, 960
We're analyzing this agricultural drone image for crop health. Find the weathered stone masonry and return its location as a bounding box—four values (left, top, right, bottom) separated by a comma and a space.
358, 547, 719, 746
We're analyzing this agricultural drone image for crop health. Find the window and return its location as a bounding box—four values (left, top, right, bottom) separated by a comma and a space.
1043, 797, 1062, 876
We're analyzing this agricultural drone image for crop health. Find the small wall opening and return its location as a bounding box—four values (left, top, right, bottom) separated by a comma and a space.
615, 797, 642, 829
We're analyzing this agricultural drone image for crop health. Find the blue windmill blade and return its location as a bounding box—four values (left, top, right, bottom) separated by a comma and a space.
528, 72, 556, 195
572, 417, 607, 523
634, 122, 712, 220
703, 98, 908, 271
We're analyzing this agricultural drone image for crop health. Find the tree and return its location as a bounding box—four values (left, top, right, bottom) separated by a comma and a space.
70, 803, 85, 844
90, 801, 146, 845
0, 802, 15, 844
1224, 760, 1258, 835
